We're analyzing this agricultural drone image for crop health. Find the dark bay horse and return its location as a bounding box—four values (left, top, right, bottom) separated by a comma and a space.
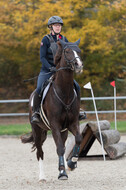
21, 39, 83, 181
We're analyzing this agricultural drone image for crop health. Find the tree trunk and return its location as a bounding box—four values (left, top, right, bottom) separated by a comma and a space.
88, 120, 110, 132
95, 130, 120, 147
106, 142, 126, 159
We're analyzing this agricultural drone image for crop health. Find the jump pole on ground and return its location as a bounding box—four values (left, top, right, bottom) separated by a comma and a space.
83, 82, 106, 161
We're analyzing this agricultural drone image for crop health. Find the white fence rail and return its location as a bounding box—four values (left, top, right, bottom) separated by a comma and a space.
0, 96, 126, 117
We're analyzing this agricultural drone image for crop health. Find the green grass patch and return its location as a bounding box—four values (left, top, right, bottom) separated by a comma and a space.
0, 124, 31, 135
110, 121, 126, 133
0, 120, 126, 135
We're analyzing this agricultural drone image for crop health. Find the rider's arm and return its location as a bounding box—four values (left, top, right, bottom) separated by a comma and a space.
40, 36, 51, 71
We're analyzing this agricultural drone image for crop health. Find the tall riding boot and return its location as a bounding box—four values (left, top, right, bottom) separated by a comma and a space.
31, 91, 41, 124
74, 80, 87, 120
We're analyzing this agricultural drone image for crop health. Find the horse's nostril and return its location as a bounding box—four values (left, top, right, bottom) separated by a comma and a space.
75, 62, 80, 67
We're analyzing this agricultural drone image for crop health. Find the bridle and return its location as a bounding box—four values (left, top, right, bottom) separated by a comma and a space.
63, 46, 81, 71
55, 46, 81, 72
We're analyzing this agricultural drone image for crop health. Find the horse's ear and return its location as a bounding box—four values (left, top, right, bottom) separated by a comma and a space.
57, 41, 63, 53
54, 41, 63, 65
58, 38, 66, 48
57, 40, 62, 49
74, 38, 80, 46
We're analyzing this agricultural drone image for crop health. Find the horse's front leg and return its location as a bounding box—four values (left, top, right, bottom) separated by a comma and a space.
52, 129, 68, 180
68, 125, 82, 170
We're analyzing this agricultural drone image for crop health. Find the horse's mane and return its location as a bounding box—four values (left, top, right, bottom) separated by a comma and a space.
54, 41, 62, 66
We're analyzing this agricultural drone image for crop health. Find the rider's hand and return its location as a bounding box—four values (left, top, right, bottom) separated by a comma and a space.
49, 67, 57, 73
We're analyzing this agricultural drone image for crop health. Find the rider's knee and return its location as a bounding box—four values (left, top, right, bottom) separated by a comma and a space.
74, 80, 80, 95
36, 87, 41, 95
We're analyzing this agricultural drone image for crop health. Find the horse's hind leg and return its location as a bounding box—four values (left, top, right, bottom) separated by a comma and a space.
32, 124, 47, 181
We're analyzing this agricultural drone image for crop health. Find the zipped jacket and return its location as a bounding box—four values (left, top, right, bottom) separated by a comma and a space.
40, 33, 68, 72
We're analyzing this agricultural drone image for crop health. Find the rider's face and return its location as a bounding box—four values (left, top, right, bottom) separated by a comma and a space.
52, 23, 62, 34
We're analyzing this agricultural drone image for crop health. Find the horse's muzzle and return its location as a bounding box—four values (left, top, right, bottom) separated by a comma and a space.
74, 63, 83, 74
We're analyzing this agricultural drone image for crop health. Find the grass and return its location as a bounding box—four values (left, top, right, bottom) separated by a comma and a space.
110, 120, 126, 133
0, 124, 31, 136
0, 120, 126, 135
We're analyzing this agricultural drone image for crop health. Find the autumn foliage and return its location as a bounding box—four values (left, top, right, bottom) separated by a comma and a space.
0, 0, 126, 99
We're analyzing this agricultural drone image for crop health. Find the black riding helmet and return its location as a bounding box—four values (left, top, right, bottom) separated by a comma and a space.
48, 16, 63, 27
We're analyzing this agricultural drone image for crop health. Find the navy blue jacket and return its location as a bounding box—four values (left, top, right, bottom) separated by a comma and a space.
40, 33, 68, 72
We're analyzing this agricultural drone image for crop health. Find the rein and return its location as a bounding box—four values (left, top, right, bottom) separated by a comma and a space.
56, 66, 72, 72
23, 67, 72, 82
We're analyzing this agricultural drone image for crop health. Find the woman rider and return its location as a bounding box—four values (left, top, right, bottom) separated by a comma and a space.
31, 16, 86, 123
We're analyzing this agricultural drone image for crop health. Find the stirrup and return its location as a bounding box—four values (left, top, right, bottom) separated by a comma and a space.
31, 112, 40, 123
79, 111, 87, 120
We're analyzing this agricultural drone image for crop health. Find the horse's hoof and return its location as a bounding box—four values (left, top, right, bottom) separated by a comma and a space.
66, 167, 71, 173
67, 160, 77, 171
67, 166, 72, 171
39, 179, 46, 183
58, 175, 68, 180
58, 170, 68, 180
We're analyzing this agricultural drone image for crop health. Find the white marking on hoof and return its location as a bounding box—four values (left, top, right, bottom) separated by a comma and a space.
71, 157, 78, 162
39, 158, 46, 181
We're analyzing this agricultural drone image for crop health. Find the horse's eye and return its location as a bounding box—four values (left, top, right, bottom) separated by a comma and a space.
65, 49, 70, 54
65, 51, 69, 54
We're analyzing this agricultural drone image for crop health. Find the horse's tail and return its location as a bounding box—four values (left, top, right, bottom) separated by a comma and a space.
21, 132, 36, 152
21, 132, 33, 144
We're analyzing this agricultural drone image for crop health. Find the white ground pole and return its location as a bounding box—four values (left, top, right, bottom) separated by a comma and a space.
83, 82, 106, 161
114, 86, 117, 130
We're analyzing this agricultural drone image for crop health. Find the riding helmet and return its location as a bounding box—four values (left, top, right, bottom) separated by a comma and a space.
48, 16, 63, 27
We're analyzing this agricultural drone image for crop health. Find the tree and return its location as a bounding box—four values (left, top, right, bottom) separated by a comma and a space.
0, 0, 125, 98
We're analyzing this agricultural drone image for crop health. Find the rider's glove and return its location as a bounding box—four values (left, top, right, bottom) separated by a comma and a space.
49, 67, 57, 73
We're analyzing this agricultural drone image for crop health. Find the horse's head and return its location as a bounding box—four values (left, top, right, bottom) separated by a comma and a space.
57, 39, 83, 73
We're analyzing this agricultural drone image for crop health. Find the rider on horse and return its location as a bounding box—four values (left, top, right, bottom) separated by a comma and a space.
31, 16, 86, 123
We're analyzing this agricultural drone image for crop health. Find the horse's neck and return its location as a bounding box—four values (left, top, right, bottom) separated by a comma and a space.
54, 62, 74, 100
56, 71, 73, 89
